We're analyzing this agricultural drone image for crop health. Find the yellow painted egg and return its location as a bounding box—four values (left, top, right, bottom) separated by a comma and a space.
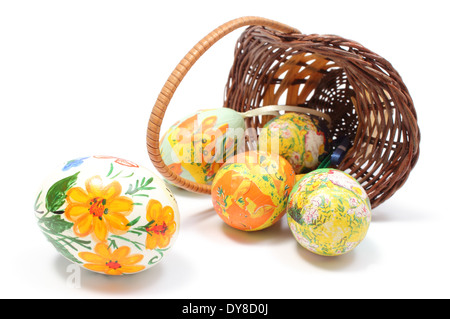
287, 168, 371, 256
211, 150, 296, 231
34, 155, 180, 275
160, 108, 245, 185
258, 113, 328, 174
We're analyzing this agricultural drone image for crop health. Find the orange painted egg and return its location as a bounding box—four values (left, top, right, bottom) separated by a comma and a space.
34, 155, 180, 275
211, 150, 296, 231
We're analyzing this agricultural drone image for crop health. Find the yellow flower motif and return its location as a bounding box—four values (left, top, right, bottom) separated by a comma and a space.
65, 176, 133, 242
326, 181, 335, 189
145, 199, 177, 250
352, 186, 363, 196
311, 179, 323, 190
304, 151, 313, 164
79, 243, 145, 275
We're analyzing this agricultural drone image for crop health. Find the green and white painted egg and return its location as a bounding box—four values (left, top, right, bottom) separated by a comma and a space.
287, 168, 371, 256
258, 113, 328, 174
160, 108, 245, 185
34, 155, 179, 275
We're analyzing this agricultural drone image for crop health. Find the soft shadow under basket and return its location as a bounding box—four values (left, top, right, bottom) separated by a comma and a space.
147, 17, 420, 209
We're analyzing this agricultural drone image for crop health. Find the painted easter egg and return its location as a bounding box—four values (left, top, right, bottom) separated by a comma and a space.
211, 150, 296, 231
34, 155, 180, 275
287, 168, 371, 256
160, 108, 245, 185
258, 113, 328, 174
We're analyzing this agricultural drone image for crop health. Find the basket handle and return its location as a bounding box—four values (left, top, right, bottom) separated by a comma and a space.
146, 16, 300, 194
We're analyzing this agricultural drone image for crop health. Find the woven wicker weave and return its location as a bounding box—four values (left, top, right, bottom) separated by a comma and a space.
147, 17, 420, 208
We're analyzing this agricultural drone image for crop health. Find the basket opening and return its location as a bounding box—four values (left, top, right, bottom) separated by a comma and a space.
225, 47, 359, 150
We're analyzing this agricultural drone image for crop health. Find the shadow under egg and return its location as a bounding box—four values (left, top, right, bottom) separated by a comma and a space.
53, 249, 192, 295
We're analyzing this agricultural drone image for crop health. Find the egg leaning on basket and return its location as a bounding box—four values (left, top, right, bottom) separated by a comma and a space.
34, 155, 180, 275
159, 108, 245, 185
258, 113, 329, 174
287, 168, 371, 256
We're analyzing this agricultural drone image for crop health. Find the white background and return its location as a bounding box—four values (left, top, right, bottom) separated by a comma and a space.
1, 0, 448, 299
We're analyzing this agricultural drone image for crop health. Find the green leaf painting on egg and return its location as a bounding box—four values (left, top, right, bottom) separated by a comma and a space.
45, 171, 80, 213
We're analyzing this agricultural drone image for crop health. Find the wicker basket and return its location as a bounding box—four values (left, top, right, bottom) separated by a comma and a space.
147, 16, 420, 209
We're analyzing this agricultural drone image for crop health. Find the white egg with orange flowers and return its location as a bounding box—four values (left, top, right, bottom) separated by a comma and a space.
34, 155, 180, 275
